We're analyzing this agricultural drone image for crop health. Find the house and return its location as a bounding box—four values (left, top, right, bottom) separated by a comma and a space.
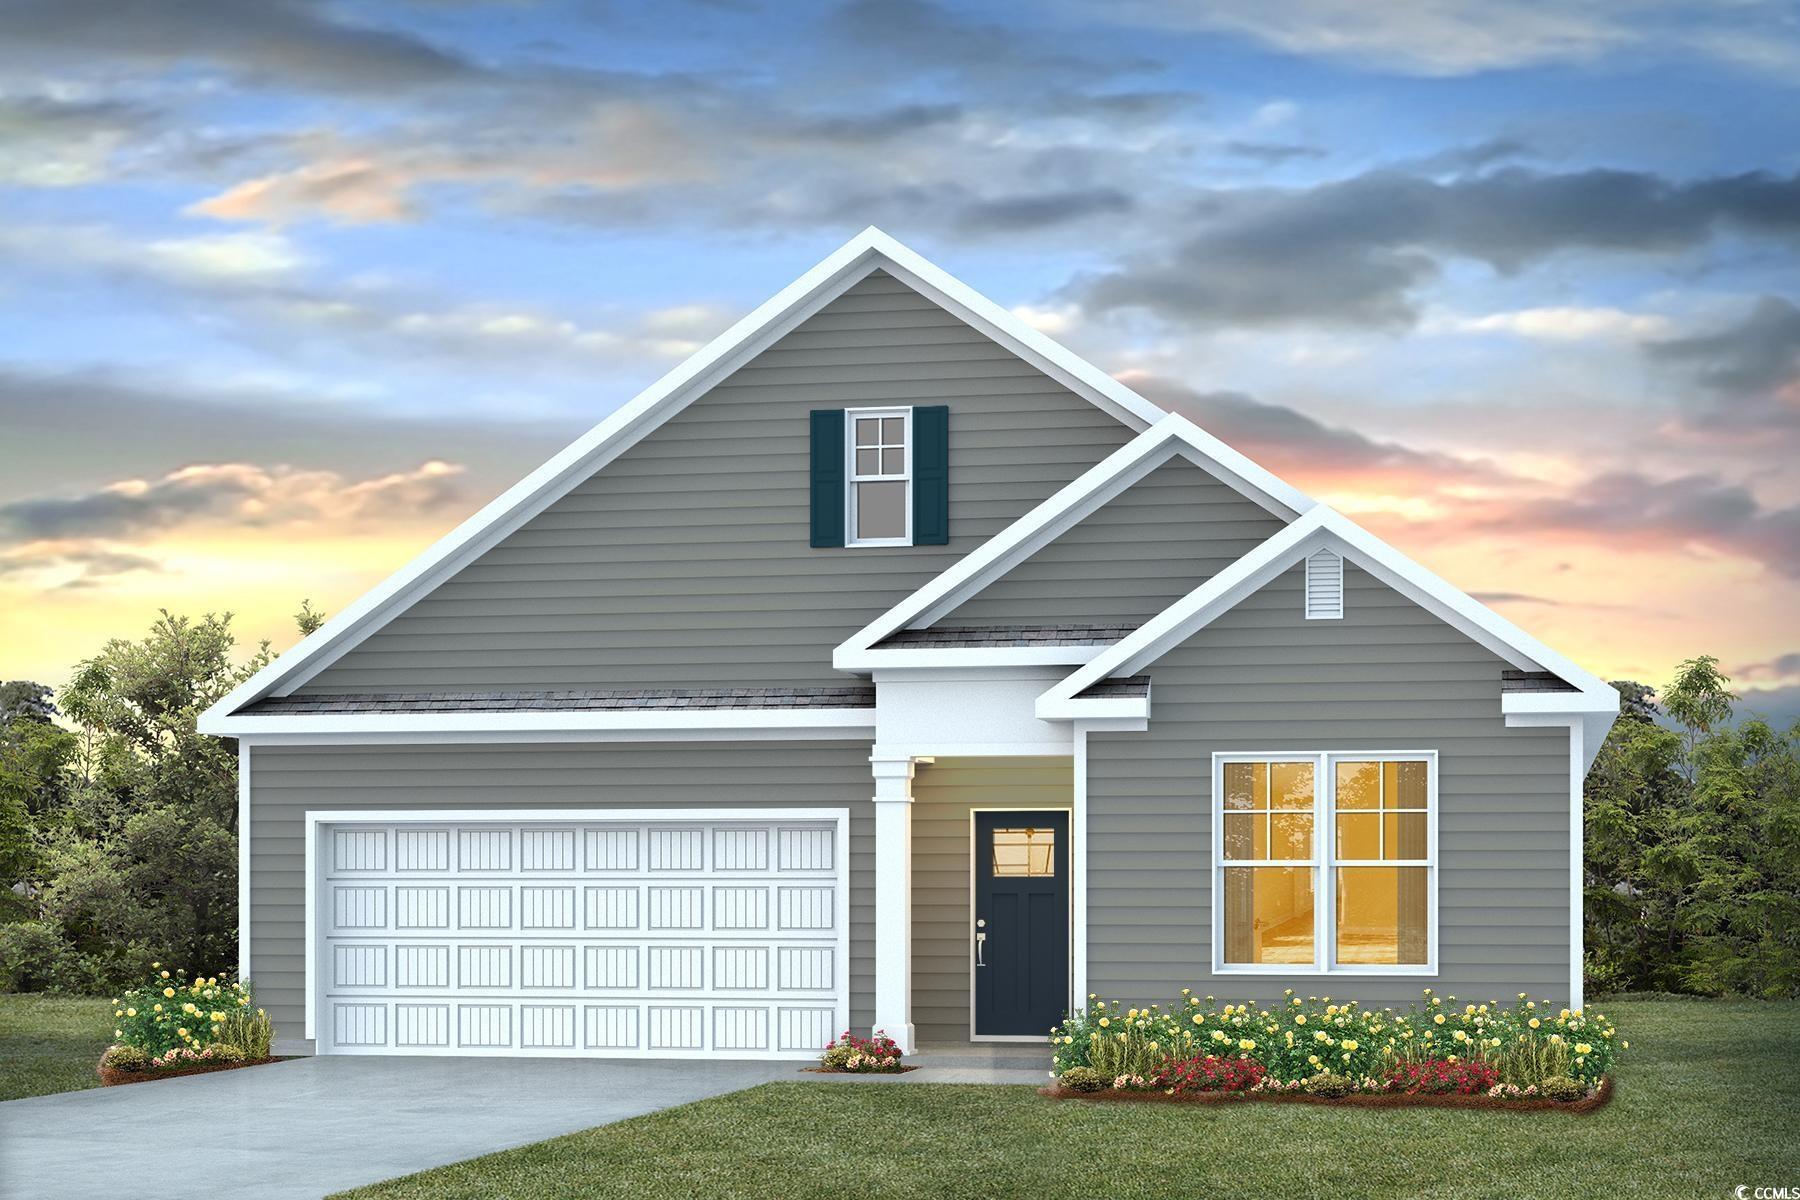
198, 228, 1619, 1060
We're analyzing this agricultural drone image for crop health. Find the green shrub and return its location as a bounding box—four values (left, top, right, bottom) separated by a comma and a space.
1058, 1066, 1106, 1093
1051, 990, 1627, 1087
1304, 1071, 1356, 1098
100, 1044, 151, 1071
1539, 1074, 1587, 1102
0, 920, 66, 992
207, 1042, 247, 1062
1085, 1021, 1165, 1081
215, 1006, 274, 1059
111, 964, 263, 1057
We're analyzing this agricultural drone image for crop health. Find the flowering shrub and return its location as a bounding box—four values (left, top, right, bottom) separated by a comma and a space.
819, 1029, 905, 1072
110, 964, 266, 1059
1386, 1058, 1501, 1095
1051, 989, 1625, 1092
1150, 1054, 1266, 1094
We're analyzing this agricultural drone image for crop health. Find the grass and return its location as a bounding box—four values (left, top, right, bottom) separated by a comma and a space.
0, 993, 113, 1102
336, 999, 1800, 1200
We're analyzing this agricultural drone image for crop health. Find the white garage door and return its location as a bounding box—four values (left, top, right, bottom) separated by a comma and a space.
311, 811, 847, 1059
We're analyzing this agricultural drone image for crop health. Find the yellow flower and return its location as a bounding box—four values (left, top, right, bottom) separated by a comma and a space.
177, 1027, 190, 1037
163, 988, 175, 998
1294, 1015, 1306, 1025
1622, 1040, 1630, 1050
1529, 1017, 1541, 1029
153, 1004, 163, 1013
1575, 1043, 1592, 1056
159, 970, 169, 979
1098, 1017, 1110, 1028
183, 1003, 196, 1014
114, 1028, 122, 1038
1308, 1055, 1321, 1066
1433, 1014, 1445, 1025
1340, 1039, 1358, 1051
1238, 1038, 1256, 1051
126, 1008, 136, 1017
1192, 1014, 1204, 1026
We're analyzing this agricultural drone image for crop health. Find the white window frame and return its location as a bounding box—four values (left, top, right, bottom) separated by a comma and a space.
1210, 750, 1438, 977
844, 406, 912, 548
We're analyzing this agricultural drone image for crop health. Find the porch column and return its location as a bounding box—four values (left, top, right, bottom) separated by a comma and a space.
871, 755, 916, 1054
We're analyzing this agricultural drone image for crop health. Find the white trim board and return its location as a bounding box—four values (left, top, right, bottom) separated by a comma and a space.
1036, 506, 1620, 769
202, 227, 1177, 726
835, 414, 1314, 672
206, 707, 877, 739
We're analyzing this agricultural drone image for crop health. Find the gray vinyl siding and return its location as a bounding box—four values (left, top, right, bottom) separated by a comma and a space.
300, 271, 1138, 694
910, 756, 1073, 1042
938, 458, 1284, 629
246, 741, 874, 1047
1085, 562, 1573, 1009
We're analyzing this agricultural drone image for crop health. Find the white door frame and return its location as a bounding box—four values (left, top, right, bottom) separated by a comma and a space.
303, 806, 850, 1057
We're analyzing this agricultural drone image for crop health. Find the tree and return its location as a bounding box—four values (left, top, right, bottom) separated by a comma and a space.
0, 681, 56, 726
1584, 661, 1800, 998
294, 598, 326, 637
1, 611, 272, 990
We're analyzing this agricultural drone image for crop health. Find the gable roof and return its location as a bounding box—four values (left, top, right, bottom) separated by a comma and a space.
833, 413, 1313, 671
1032, 504, 1619, 765
200, 227, 1177, 730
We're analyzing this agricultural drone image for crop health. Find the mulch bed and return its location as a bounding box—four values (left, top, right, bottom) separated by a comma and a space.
1040, 1074, 1613, 1114
802, 1065, 921, 1075
98, 1057, 283, 1087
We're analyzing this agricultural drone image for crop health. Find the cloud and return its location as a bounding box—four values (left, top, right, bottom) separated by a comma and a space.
1081, 0, 1800, 76
0, 0, 482, 93
0, 461, 468, 543
0, 93, 154, 185
0, 544, 164, 591
1224, 141, 1327, 164
1646, 295, 1800, 396
1467, 470, 1800, 578
1739, 651, 1800, 681
1450, 306, 1674, 341
1123, 374, 1514, 491
1074, 167, 1800, 328
953, 188, 1134, 234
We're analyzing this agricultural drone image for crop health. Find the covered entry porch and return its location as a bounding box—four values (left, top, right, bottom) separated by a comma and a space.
871, 755, 1076, 1052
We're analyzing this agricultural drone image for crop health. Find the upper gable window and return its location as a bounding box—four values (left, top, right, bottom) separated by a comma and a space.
847, 407, 912, 546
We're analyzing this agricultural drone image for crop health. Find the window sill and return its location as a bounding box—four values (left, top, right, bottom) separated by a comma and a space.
843, 539, 914, 549
1213, 965, 1439, 977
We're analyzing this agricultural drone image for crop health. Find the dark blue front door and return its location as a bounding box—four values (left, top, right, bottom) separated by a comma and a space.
974, 810, 1070, 1038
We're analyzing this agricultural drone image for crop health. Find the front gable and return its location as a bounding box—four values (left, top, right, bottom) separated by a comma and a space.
931, 456, 1285, 631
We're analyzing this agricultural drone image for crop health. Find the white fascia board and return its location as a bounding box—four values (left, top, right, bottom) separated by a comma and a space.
1039, 505, 1619, 724
837, 645, 1103, 671
203, 707, 876, 739
835, 413, 1318, 670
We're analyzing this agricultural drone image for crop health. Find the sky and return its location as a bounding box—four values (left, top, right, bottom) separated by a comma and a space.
0, 0, 1796, 720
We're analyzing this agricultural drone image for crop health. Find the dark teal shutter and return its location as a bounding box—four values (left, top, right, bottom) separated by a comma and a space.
810, 409, 846, 548
912, 404, 949, 545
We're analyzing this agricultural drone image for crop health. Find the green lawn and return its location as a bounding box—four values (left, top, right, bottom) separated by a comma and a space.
0, 993, 113, 1102
338, 999, 1800, 1200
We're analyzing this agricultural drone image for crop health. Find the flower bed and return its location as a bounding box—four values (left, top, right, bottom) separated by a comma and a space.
98, 963, 278, 1086
811, 1030, 915, 1074
1045, 989, 1621, 1111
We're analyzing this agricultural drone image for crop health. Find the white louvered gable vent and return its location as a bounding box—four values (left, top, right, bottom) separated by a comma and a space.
1304, 548, 1344, 620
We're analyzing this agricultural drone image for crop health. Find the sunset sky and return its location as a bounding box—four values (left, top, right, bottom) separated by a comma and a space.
1, 0, 1796, 720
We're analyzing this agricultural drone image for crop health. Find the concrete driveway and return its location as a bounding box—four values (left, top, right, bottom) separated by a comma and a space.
0, 1055, 795, 1200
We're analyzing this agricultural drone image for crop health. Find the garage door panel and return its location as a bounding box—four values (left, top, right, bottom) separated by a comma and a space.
317, 815, 845, 1058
